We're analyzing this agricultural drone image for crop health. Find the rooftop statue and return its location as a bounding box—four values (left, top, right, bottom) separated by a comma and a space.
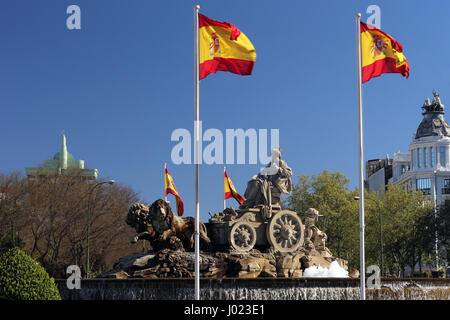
421, 90, 445, 113
432, 89, 444, 112
422, 97, 431, 111
416, 90, 450, 139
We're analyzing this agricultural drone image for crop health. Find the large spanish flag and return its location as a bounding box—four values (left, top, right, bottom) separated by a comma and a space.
224, 170, 245, 205
199, 14, 256, 80
164, 168, 184, 216
360, 22, 409, 83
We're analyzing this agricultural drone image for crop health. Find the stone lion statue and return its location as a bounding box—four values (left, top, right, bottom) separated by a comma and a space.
126, 199, 211, 252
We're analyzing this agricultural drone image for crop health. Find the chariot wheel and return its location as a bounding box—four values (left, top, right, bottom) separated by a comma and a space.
229, 221, 257, 252
266, 210, 304, 253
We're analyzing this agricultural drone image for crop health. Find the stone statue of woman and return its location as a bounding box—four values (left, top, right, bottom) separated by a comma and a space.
239, 147, 292, 210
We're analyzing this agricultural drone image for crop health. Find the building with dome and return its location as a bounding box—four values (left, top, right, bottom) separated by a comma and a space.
366, 90, 450, 275
366, 90, 450, 204
25, 133, 98, 180
388, 90, 450, 203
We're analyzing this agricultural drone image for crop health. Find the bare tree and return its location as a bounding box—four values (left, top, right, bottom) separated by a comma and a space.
0, 170, 140, 278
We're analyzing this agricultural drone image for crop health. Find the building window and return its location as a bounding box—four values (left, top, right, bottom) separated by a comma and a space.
443, 179, 450, 195
416, 178, 431, 195
411, 149, 415, 168
445, 179, 450, 188
417, 148, 422, 168
431, 147, 435, 166
439, 146, 446, 166
424, 148, 429, 167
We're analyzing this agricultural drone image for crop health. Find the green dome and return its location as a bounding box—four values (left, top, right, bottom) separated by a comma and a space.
53, 152, 75, 162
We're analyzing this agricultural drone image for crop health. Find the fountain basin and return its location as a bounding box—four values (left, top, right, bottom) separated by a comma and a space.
56, 277, 450, 300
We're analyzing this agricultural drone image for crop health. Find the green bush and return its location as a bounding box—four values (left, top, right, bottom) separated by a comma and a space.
0, 247, 61, 300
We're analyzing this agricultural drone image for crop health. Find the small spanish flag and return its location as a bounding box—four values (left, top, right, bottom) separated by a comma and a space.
224, 170, 245, 205
360, 22, 409, 83
199, 14, 256, 80
164, 168, 184, 216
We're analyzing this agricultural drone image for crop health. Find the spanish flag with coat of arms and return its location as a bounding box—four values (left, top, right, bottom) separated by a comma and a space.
224, 170, 245, 205
199, 14, 256, 79
164, 168, 184, 216
360, 22, 409, 83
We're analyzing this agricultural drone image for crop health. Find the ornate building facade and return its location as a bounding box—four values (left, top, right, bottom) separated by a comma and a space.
389, 90, 450, 203
367, 90, 450, 204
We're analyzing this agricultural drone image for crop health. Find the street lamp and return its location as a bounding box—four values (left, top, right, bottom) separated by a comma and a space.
86, 180, 115, 279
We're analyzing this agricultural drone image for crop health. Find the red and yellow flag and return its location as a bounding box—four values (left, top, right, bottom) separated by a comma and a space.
360, 22, 410, 83
199, 14, 256, 80
164, 168, 184, 216
224, 170, 245, 205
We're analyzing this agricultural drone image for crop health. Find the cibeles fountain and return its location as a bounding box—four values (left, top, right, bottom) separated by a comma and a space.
112, 147, 348, 280
57, 148, 450, 300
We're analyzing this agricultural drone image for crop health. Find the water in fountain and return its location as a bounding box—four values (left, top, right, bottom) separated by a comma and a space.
303, 261, 349, 278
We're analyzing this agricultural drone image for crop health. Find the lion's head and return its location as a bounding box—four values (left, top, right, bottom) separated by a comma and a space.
148, 199, 174, 234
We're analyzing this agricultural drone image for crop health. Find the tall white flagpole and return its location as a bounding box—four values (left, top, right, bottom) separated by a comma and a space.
355, 12, 366, 300
193, 4, 201, 301
223, 166, 226, 210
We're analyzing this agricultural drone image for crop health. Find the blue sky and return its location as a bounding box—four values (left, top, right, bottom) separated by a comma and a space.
1, 0, 450, 221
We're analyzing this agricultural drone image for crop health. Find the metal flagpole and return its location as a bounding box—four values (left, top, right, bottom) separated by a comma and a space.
193, 4, 201, 301
223, 166, 226, 210
354, 13, 366, 300
164, 163, 167, 202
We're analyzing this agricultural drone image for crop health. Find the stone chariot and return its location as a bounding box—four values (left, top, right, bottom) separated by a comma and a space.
209, 147, 306, 253
209, 204, 305, 253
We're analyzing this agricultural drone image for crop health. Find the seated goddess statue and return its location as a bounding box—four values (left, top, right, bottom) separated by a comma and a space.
239, 147, 293, 211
